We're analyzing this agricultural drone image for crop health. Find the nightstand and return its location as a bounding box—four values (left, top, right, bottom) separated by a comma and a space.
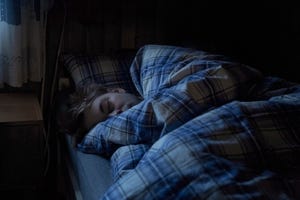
0, 93, 45, 199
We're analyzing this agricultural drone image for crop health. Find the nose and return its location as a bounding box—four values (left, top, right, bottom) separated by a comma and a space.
116, 109, 123, 114
110, 109, 123, 116
122, 104, 132, 111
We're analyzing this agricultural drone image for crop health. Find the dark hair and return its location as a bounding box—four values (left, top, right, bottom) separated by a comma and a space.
68, 83, 108, 145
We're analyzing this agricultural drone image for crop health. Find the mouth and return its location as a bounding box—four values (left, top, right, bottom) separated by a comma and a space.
122, 103, 133, 111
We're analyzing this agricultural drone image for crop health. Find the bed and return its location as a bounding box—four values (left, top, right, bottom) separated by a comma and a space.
58, 44, 300, 200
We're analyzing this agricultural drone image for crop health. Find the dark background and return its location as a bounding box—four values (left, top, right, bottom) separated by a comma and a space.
47, 0, 300, 82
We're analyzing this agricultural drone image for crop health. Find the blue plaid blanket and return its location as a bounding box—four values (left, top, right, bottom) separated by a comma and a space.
78, 45, 300, 199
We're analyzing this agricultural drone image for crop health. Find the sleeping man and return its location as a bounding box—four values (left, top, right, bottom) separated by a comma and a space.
67, 44, 300, 199
67, 43, 266, 147
68, 44, 263, 148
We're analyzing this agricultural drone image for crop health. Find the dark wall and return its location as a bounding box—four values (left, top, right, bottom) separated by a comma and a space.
161, 1, 300, 82
48, 0, 300, 82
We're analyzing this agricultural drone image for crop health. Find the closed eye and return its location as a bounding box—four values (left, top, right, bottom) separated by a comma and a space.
107, 100, 113, 113
100, 101, 105, 113
100, 99, 110, 114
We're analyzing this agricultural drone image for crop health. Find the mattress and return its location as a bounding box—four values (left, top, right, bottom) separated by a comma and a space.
65, 134, 112, 200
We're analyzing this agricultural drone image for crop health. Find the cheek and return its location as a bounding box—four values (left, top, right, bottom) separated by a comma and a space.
85, 115, 102, 130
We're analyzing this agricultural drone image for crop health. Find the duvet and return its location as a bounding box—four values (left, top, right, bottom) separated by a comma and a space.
77, 45, 300, 199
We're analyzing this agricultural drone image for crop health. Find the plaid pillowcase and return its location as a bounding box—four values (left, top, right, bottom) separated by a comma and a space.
62, 52, 138, 94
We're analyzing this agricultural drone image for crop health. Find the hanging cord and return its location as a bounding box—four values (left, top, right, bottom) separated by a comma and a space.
41, 0, 67, 177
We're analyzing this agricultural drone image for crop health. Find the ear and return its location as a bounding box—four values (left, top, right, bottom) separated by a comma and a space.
107, 88, 126, 93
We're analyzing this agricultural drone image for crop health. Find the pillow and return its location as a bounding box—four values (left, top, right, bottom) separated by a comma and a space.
62, 52, 138, 94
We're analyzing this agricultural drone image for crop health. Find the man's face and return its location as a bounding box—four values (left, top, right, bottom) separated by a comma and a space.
83, 89, 141, 130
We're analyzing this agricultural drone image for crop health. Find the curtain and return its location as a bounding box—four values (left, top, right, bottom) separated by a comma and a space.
0, 0, 53, 88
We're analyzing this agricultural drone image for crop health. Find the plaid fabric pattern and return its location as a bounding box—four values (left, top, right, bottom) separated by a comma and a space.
62, 53, 138, 94
104, 94, 300, 199
77, 45, 300, 199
